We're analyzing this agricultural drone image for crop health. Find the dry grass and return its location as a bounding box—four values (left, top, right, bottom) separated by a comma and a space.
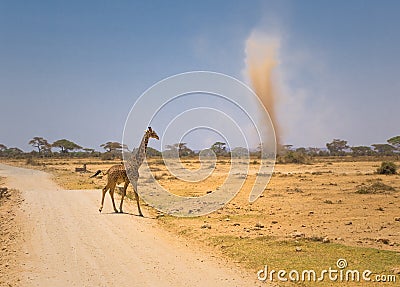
152, 158, 400, 286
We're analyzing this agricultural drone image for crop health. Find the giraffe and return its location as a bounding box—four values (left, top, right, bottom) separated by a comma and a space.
95, 127, 159, 216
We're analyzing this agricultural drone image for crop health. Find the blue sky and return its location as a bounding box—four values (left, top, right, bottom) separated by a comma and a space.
1, 0, 399, 151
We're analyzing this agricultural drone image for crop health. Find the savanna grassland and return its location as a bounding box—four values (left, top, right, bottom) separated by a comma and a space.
2, 156, 400, 286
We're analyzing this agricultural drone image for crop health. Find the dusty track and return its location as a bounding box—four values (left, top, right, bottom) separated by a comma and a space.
0, 164, 261, 287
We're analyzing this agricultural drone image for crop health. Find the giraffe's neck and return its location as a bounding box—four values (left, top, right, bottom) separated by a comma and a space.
134, 133, 149, 168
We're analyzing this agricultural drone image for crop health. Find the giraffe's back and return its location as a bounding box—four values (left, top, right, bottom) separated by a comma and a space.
107, 164, 129, 185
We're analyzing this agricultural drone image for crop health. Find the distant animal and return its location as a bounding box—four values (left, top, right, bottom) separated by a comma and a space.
75, 164, 87, 173
90, 127, 159, 216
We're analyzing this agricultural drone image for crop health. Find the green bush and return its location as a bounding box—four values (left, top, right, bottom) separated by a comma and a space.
377, 161, 397, 175
279, 151, 310, 164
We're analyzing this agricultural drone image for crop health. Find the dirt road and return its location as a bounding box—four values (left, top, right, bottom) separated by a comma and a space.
0, 164, 261, 287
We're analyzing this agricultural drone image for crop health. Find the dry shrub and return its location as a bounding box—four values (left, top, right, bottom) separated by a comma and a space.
278, 151, 310, 164
377, 161, 397, 175
26, 157, 39, 166
356, 181, 396, 194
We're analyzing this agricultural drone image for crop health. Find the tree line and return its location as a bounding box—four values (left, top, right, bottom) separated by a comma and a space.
0, 135, 399, 160
277, 136, 400, 164
323, 136, 399, 156
0, 137, 128, 160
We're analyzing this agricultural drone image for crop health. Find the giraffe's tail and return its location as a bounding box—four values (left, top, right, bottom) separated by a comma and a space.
89, 170, 102, 178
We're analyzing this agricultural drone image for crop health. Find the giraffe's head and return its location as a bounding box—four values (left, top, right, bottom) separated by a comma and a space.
146, 127, 159, 140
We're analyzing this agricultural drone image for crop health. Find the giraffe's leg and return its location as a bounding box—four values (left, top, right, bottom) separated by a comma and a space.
109, 184, 118, 213
99, 185, 108, 212
119, 182, 128, 213
133, 181, 143, 217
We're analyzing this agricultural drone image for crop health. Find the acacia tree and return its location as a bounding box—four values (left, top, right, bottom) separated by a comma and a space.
278, 144, 293, 155
176, 143, 193, 157
326, 139, 349, 156
28, 137, 51, 154
52, 139, 82, 153
388, 136, 400, 150
0, 144, 7, 152
308, 147, 321, 156
164, 144, 177, 152
211, 141, 227, 156
351, 146, 374, 156
371, 144, 396, 156
100, 142, 127, 152
2, 147, 23, 158
164, 143, 194, 158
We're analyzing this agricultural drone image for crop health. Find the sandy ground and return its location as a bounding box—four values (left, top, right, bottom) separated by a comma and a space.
7, 158, 400, 251
148, 159, 400, 251
0, 163, 263, 287
0, 179, 23, 287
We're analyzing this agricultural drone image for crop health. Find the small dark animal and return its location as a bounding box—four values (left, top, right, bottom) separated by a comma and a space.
75, 164, 87, 173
